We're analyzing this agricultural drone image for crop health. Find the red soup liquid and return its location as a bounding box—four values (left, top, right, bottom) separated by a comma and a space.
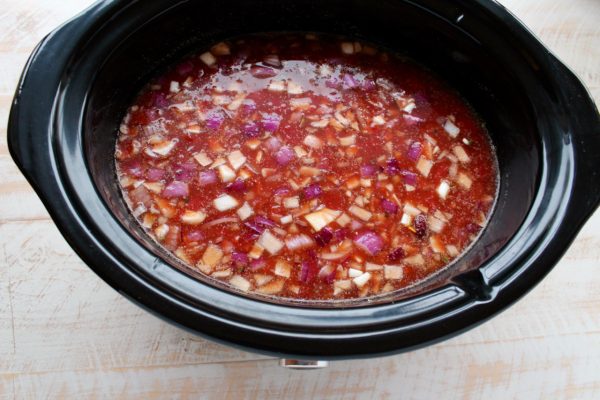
115, 34, 498, 301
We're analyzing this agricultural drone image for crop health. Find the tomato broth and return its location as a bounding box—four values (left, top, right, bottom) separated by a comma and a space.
115, 34, 498, 301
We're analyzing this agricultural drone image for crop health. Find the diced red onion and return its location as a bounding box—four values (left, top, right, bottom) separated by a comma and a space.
407, 142, 422, 162
176, 60, 194, 76
314, 227, 333, 246
242, 121, 260, 138
325, 77, 340, 89
122, 159, 143, 178
401, 170, 418, 186
361, 78, 377, 91
250, 258, 266, 271
273, 186, 291, 196
354, 231, 384, 255
205, 110, 225, 130
244, 215, 277, 234
254, 215, 277, 228
333, 228, 349, 241
381, 199, 399, 214
184, 230, 204, 243
241, 99, 257, 116
162, 181, 189, 198
250, 65, 278, 78
265, 136, 282, 152
413, 214, 428, 238
466, 222, 481, 235
318, 264, 336, 284
146, 167, 165, 181
263, 54, 282, 68
386, 158, 401, 175
342, 74, 358, 90
203, 217, 238, 228
129, 185, 152, 207
360, 164, 377, 178
231, 251, 249, 266
225, 179, 247, 193
151, 92, 169, 108
261, 113, 282, 132
275, 146, 295, 166
303, 183, 322, 199
387, 247, 405, 263
403, 114, 425, 125
174, 161, 197, 182
300, 252, 318, 283
198, 170, 217, 186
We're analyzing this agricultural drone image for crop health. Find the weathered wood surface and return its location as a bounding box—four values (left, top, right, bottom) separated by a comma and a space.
1, 0, 599, 398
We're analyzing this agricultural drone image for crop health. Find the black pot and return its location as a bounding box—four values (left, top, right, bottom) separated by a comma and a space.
8, 0, 600, 359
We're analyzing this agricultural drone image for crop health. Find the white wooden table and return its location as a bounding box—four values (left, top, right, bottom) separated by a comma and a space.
1, 1, 599, 398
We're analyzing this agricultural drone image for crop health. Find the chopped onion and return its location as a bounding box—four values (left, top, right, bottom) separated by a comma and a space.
249, 258, 266, 271
360, 164, 378, 178
162, 181, 189, 198
250, 65, 278, 78
304, 208, 341, 231
386, 158, 401, 175
213, 194, 239, 211
437, 180, 451, 199
387, 247, 405, 263
193, 152, 212, 167
303, 134, 322, 149
226, 179, 247, 193
413, 214, 428, 238
202, 217, 239, 228
407, 142, 422, 162
257, 229, 284, 255
227, 150, 247, 170
261, 112, 282, 132
416, 157, 433, 177
443, 118, 460, 138
314, 227, 333, 246
265, 136, 282, 152
353, 272, 371, 288
381, 198, 399, 214
174, 162, 197, 182
274, 259, 292, 278
354, 231, 384, 255
263, 54, 282, 68
303, 183, 322, 199
285, 234, 315, 251
205, 111, 225, 130
318, 264, 336, 283
401, 170, 418, 186
275, 146, 295, 166
211, 42, 230, 56
199, 170, 218, 186
242, 121, 260, 138
349, 205, 372, 222
342, 73, 358, 89
199, 52, 216, 66
384, 265, 403, 280
181, 210, 207, 225
299, 253, 318, 283
236, 201, 254, 221
229, 275, 251, 291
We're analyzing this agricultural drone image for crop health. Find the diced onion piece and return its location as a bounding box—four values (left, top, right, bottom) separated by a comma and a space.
336, 213, 351, 227
229, 275, 251, 291
280, 215, 293, 224
254, 274, 273, 286
457, 173, 473, 189
257, 229, 284, 255
290, 97, 312, 110
437, 180, 451, 199
404, 254, 425, 267
212, 269, 232, 279
452, 145, 471, 163
366, 262, 383, 271
299, 166, 321, 177
211, 42, 230, 55
310, 119, 329, 128
384, 265, 404, 280
427, 215, 445, 233
334, 279, 352, 295
443, 119, 460, 138
321, 251, 351, 260
274, 259, 292, 278
348, 205, 372, 222
430, 236, 445, 253
218, 164, 236, 182
268, 80, 286, 92
348, 268, 363, 278
284, 196, 300, 209
353, 272, 371, 288
339, 135, 356, 146
303, 134, 322, 149
287, 81, 303, 94
286, 234, 315, 251
213, 194, 239, 211
143, 182, 163, 194
341, 42, 355, 54
400, 213, 412, 226
152, 140, 177, 156
199, 51, 217, 66
304, 208, 341, 231
227, 150, 247, 170
181, 210, 207, 225
346, 176, 360, 189
154, 224, 169, 240
256, 279, 285, 295
237, 201, 254, 221
169, 81, 180, 93
248, 243, 264, 259
354, 231, 384, 255
202, 244, 224, 267
372, 115, 385, 126
193, 152, 212, 167
294, 146, 308, 158
446, 245, 460, 257
416, 157, 433, 177
403, 203, 421, 216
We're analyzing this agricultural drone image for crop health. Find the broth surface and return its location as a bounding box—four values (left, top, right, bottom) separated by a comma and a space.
115, 34, 498, 300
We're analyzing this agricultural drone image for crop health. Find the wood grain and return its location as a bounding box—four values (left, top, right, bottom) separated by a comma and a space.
0, 0, 599, 399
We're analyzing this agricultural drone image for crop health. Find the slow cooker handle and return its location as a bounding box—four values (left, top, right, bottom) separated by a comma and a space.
555, 57, 600, 219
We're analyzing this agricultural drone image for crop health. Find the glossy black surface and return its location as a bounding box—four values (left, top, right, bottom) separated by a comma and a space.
7, 0, 600, 358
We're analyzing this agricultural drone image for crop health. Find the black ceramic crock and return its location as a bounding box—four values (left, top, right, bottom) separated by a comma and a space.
7, 0, 600, 360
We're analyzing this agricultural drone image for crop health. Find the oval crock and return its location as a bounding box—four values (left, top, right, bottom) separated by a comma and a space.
7, 0, 600, 359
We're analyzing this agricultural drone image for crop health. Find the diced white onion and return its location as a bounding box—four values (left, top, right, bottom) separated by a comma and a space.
218, 164, 236, 182
353, 272, 371, 288
437, 180, 451, 199
213, 194, 239, 211
227, 150, 247, 170
199, 51, 217, 66
257, 230, 284, 255
443, 118, 460, 138
304, 208, 341, 231
181, 210, 207, 225
384, 265, 404, 280
236, 202, 254, 221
